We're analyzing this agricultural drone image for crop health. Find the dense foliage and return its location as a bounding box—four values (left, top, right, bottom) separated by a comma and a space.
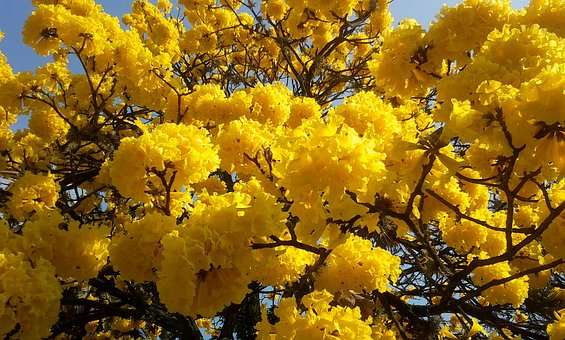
0, 0, 564, 338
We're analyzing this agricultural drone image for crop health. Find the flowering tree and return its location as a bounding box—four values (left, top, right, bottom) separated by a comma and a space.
0, 0, 564, 338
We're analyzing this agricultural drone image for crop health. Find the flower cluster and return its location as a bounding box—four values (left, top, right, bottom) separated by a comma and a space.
0, 0, 563, 338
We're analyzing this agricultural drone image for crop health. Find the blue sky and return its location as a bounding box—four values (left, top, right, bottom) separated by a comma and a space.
1, 0, 530, 72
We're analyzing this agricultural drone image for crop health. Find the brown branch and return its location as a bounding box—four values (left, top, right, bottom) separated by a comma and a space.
461, 258, 563, 303
426, 189, 533, 234
251, 235, 324, 255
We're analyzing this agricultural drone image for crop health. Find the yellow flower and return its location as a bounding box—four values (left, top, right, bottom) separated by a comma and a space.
109, 123, 220, 205
257, 290, 374, 340
21, 210, 110, 280
0, 250, 61, 339
547, 309, 565, 340
472, 261, 529, 307
6, 172, 59, 220
110, 213, 176, 282
316, 235, 400, 294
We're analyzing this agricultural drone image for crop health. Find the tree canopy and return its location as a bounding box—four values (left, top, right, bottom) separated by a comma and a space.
0, 0, 564, 339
